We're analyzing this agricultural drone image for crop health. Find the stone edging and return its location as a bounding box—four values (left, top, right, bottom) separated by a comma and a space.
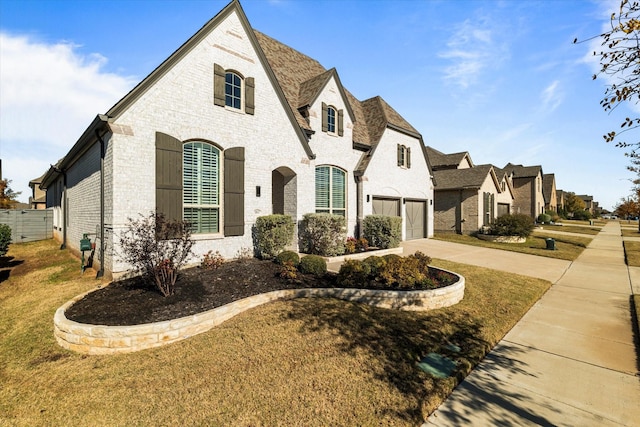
320, 247, 404, 263
54, 268, 464, 355
476, 234, 526, 244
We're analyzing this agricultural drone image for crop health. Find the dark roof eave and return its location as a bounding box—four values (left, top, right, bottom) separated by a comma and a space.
41, 114, 110, 189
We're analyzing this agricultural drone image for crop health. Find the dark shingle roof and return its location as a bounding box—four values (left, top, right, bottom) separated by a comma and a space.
504, 163, 542, 178
432, 164, 494, 190
542, 173, 555, 203
426, 146, 472, 170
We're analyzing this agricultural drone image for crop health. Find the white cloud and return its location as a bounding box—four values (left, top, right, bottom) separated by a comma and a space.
439, 16, 508, 90
0, 32, 136, 202
540, 80, 564, 113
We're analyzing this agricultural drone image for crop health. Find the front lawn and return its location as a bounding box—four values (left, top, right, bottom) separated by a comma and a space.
623, 240, 640, 267
534, 224, 601, 235
1, 240, 551, 426
434, 233, 592, 261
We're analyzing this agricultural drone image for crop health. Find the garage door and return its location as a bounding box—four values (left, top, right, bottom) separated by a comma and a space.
372, 197, 400, 217
405, 200, 426, 240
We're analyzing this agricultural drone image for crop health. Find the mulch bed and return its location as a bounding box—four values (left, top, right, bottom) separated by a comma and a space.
65, 258, 455, 326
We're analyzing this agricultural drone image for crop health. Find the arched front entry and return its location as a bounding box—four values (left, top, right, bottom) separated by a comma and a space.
272, 166, 297, 218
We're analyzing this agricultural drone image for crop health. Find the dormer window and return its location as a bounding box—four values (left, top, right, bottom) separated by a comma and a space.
397, 144, 411, 168
322, 102, 344, 136
213, 64, 255, 115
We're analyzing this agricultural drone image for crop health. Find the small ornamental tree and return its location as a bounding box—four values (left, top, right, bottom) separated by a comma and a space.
118, 212, 194, 297
0, 224, 11, 256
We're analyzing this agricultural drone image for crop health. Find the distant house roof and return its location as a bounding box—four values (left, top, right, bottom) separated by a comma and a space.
426, 146, 473, 170
29, 173, 45, 188
432, 164, 497, 191
504, 163, 542, 179
542, 173, 556, 204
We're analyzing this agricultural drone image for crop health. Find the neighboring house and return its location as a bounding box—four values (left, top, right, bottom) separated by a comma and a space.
556, 189, 567, 213
577, 194, 595, 215
28, 174, 47, 210
40, 0, 434, 278
542, 173, 557, 213
503, 163, 545, 219
427, 147, 513, 234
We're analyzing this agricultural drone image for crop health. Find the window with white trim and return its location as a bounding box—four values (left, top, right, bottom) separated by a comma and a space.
183, 141, 220, 234
327, 106, 336, 133
225, 72, 242, 110
397, 144, 411, 168
315, 165, 346, 216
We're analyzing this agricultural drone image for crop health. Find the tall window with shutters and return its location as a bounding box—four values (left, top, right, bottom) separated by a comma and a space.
183, 142, 220, 234
315, 165, 346, 216
397, 144, 411, 168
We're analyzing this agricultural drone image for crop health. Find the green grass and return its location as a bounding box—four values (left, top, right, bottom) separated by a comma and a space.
0, 240, 552, 426
534, 224, 601, 235
434, 233, 592, 261
623, 240, 640, 267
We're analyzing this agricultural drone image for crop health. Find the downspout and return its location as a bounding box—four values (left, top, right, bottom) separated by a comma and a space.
61, 170, 68, 249
355, 176, 363, 237
95, 129, 106, 279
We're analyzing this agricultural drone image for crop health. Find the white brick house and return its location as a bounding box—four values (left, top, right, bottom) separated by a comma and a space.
41, 0, 434, 278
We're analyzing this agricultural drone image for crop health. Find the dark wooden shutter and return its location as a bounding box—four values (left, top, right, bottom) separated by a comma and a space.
407, 147, 411, 168
224, 147, 245, 236
397, 144, 402, 166
156, 132, 183, 224
338, 109, 344, 136
245, 77, 255, 115
321, 102, 328, 132
214, 64, 225, 107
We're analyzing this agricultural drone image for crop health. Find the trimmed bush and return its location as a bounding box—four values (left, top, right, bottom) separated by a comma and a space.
299, 213, 346, 256
572, 209, 592, 220
362, 255, 386, 277
378, 256, 425, 289
337, 259, 371, 288
274, 250, 300, 267
0, 224, 11, 257
545, 210, 560, 223
299, 255, 327, 276
362, 215, 402, 249
489, 214, 535, 238
537, 213, 551, 224
254, 214, 295, 259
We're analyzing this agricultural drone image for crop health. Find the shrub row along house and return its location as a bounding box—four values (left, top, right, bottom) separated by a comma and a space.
40, 0, 434, 278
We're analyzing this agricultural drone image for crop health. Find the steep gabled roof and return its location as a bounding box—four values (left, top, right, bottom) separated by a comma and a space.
426, 146, 474, 170
542, 173, 556, 204
432, 164, 496, 191
504, 163, 543, 178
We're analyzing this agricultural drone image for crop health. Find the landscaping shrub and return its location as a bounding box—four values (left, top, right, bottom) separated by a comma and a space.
545, 210, 561, 223
378, 255, 426, 289
277, 261, 299, 283
299, 213, 346, 256
118, 212, 194, 297
344, 237, 357, 254
382, 253, 402, 262
201, 250, 224, 270
299, 254, 327, 276
356, 237, 369, 252
572, 209, 592, 220
537, 213, 551, 224
254, 214, 295, 259
362, 215, 402, 249
0, 224, 11, 257
489, 214, 535, 238
337, 259, 371, 288
274, 250, 300, 267
362, 255, 386, 277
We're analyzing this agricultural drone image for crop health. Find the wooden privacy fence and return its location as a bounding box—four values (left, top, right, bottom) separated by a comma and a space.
0, 209, 53, 243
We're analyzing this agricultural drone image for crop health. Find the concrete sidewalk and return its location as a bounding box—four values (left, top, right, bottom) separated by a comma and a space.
420, 222, 640, 426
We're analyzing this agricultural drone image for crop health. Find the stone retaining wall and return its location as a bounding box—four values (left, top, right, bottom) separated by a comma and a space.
476, 234, 526, 243
54, 269, 464, 355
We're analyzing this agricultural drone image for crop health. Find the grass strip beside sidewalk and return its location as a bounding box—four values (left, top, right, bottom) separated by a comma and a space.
1, 240, 551, 426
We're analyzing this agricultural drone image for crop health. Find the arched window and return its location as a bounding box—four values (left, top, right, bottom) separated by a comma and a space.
315, 165, 346, 216
225, 72, 242, 110
183, 141, 220, 234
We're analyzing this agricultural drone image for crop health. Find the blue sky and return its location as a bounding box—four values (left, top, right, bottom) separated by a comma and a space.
0, 0, 634, 210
